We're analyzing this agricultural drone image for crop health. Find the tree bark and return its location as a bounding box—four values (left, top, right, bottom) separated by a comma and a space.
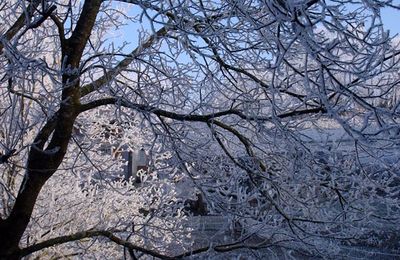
0, 0, 102, 258
0, 108, 78, 259
0, 171, 52, 259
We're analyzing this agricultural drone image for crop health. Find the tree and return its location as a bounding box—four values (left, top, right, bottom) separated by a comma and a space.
1, 0, 400, 258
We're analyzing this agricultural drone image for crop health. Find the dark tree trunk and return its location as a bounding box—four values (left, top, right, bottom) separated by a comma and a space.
0, 112, 77, 259
0, 171, 51, 259
0, 0, 102, 257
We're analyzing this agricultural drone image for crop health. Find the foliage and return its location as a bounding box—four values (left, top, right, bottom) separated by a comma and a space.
1, 0, 400, 258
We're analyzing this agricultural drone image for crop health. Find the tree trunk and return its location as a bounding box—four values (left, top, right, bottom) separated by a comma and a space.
0, 107, 77, 259
0, 171, 51, 259
0, 1, 102, 257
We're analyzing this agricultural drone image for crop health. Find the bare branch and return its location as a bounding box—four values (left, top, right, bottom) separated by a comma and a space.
80, 26, 169, 97
20, 230, 172, 259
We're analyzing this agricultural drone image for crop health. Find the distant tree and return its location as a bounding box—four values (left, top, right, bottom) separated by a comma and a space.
1, 0, 400, 258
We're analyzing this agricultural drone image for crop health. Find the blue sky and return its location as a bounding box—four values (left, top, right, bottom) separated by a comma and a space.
109, 3, 400, 54
382, 7, 400, 36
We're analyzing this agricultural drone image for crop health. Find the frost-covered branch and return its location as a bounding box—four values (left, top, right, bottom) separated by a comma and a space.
0, 0, 40, 53
20, 230, 173, 259
80, 26, 170, 97
80, 97, 327, 121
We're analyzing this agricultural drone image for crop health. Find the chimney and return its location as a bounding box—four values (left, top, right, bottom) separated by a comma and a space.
135, 148, 148, 183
